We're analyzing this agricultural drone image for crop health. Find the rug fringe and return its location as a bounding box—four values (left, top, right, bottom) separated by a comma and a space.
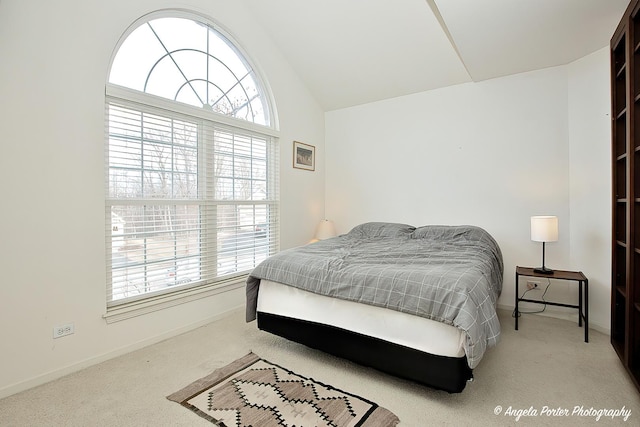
167, 352, 259, 403
368, 407, 400, 426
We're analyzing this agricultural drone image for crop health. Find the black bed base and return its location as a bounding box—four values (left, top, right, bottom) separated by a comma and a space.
256, 311, 473, 393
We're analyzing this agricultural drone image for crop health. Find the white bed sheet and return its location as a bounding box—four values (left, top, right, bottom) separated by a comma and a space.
256, 279, 466, 358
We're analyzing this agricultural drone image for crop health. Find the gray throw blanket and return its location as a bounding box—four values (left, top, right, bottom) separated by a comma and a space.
246, 222, 503, 369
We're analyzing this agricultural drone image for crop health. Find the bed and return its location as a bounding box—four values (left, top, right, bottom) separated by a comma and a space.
246, 222, 503, 393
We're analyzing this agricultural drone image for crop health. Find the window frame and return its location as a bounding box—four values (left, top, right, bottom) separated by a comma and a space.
104, 11, 279, 322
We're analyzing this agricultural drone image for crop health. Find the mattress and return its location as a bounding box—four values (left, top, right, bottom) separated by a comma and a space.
256, 279, 466, 358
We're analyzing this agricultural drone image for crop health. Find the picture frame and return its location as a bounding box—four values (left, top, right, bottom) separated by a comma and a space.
293, 141, 315, 171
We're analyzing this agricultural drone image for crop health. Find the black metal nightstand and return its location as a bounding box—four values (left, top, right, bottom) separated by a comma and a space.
515, 266, 588, 342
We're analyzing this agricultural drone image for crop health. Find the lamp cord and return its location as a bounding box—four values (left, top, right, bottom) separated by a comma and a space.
512, 278, 551, 318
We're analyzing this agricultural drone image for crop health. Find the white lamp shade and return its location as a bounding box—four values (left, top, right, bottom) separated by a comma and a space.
315, 219, 337, 240
531, 216, 558, 242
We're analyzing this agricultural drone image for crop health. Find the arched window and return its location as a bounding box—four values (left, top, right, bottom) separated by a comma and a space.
105, 11, 279, 315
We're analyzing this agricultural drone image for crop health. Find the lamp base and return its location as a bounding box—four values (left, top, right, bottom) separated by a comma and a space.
533, 266, 554, 275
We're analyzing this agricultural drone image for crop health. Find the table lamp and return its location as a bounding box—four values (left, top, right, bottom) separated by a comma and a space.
531, 215, 558, 274
308, 219, 337, 243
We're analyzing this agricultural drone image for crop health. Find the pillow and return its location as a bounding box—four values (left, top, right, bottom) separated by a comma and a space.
411, 225, 480, 242
347, 222, 415, 239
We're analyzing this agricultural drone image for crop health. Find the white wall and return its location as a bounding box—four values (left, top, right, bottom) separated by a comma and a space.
326, 60, 611, 332
0, 0, 325, 398
568, 47, 612, 333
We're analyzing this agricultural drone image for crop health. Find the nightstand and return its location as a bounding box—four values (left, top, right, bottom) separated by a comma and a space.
515, 266, 588, 342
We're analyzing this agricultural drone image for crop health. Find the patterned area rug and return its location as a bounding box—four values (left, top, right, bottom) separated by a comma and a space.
167, 352, 399, 427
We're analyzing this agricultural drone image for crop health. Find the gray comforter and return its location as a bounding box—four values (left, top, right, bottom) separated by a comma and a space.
246, 222, 503, 369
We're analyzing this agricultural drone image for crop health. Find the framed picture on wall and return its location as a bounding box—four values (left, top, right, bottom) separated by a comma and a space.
293, 141, 315, 171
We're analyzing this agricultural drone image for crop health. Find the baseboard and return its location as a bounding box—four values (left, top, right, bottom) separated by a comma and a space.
497, 303, 610, 335
0, 305, 244, 400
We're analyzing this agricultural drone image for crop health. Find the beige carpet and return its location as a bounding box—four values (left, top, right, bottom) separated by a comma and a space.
1, 308, 639, 426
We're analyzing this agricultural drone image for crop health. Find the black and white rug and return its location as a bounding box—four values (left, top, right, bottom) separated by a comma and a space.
167, 352, 399, 427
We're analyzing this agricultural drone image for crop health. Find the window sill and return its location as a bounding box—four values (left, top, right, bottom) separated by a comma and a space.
103, 276, 246, 324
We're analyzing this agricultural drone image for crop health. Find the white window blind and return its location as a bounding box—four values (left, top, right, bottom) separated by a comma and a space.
106, 100, 279, 306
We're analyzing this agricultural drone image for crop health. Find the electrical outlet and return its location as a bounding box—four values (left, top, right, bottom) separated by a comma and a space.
526, 281, 540, 290
53, 323, 74, 339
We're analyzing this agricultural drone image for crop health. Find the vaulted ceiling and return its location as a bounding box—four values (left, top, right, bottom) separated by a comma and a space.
244, 0, 629, 111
